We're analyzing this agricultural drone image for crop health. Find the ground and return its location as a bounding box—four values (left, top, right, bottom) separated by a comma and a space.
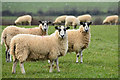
1, 25, 118, 78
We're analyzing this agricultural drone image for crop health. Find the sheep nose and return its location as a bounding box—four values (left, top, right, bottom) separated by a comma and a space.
85, 30, 88, 32
61, 35, 64, 38
44, 29, 46, 31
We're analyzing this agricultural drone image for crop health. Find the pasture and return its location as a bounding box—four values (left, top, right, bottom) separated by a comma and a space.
1, 25, 118, 78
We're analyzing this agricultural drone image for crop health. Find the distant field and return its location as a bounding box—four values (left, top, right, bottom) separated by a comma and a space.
1, 25, 118, 78
2, 2, 118, 13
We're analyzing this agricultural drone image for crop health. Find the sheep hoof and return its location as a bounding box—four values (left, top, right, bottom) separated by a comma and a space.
58, 70, 60, 72
76, 62, 79, 63
22, 72, 25, 74
12, 72, 15, 74
80, 62, 83, 63
49, 71, 52, 73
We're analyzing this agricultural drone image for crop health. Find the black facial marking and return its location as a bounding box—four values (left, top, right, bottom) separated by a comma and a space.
39, 21, 42, 23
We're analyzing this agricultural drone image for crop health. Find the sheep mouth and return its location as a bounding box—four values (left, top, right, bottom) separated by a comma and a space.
60, 35, 64, 39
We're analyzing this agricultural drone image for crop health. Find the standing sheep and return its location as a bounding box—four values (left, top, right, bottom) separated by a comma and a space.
1, 21, 51, 62
14, 15, 32, 25
77, 14, 92, 22
67, 22, 92, 63
53, 15, 67, 25
103, 15, 118, 25
65, 16, 80, 29
10, 26, 70, 74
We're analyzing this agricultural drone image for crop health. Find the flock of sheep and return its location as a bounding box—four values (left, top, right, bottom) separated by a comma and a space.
1, 14, 118, 74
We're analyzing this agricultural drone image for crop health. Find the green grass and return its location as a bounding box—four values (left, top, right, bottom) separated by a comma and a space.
1, 25, 118, 78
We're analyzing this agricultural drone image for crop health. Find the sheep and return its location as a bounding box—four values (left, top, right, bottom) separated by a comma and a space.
53, 15, 67, 25
65, 16, 80, 29
1, 21, 51, 62
14, 15, 32, 25
77, 14, 92, 22
103, 15, 118, 25
67, 22, 92, 63
10, 26, 70, 74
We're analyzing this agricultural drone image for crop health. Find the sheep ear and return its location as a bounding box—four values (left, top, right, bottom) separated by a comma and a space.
88, 22, 92, 25
55, 26, 59, 30
80, 22, 84, 25
14, 23, 16, 25
66, 26, 70, 30
39, 21, 42, 23
48, 21, 52, 24
52, 23, 55, 26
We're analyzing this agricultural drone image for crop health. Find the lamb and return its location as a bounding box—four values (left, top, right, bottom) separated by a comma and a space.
14, 15, 32, 25
65, 16, 80, 29
53, 15, 67, 25
10, 26, 70, 74
67, 22, 92, 63
77, 14, 92, 22
1, 21, 51, 62
103, 15, 118, 25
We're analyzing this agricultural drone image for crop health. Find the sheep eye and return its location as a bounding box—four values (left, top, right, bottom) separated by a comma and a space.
42, 23, 44, 25
64, 29, 66, 31
59, 29, 61, 32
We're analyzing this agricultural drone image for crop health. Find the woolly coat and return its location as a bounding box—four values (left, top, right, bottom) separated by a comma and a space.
77, 14, 92, 22
65, 16, 79, 26
67, 25, 90, 53
1, 24, 46, 47
54, 15, 67, 24
103, 15, 118, 24
15, 15, 32, 24
10, 31, 68, 62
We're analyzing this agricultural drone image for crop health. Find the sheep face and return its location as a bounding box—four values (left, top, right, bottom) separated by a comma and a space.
80, 22, 92, 32
55, 26, 70, 39
39, 21, 52, 31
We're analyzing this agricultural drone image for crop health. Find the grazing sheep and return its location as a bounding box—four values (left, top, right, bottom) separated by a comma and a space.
1, 21, 51, 62
10, 26, 70, 74
77, 14, 92, 22
103, 15, 118, 25
65, 16, 80, 29
67, 22, 92, 63
53, 15, 67, 25
14, 15, 32, 25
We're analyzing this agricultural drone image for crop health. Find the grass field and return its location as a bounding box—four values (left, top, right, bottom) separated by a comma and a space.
1, 25, 118, 78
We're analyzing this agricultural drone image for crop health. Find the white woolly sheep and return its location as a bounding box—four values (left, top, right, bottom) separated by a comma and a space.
1, 21, 51, 62
10, 26, 70, 74
77, 14, 92, 22
53, 15, 67, 25
67, 22, 92, 63
15, 15, 32, 25
103, 15, 118, 25
65, 16, 80, 29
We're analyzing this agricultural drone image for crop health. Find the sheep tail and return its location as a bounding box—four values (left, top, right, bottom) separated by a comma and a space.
10, 40, 16, 61
1, 31, 6, 45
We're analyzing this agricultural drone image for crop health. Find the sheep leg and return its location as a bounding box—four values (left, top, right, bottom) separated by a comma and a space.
73, 25, 77, 29
5, 48, 9, 62
12, 59, 18, 74
19, 62, 25, 74
49, 60, 54, 73
76, 52, 79, 63
55, 58, 60, 72
7, 49, 12, 62
29, 22, 31, 26
80, 50, 83, 63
